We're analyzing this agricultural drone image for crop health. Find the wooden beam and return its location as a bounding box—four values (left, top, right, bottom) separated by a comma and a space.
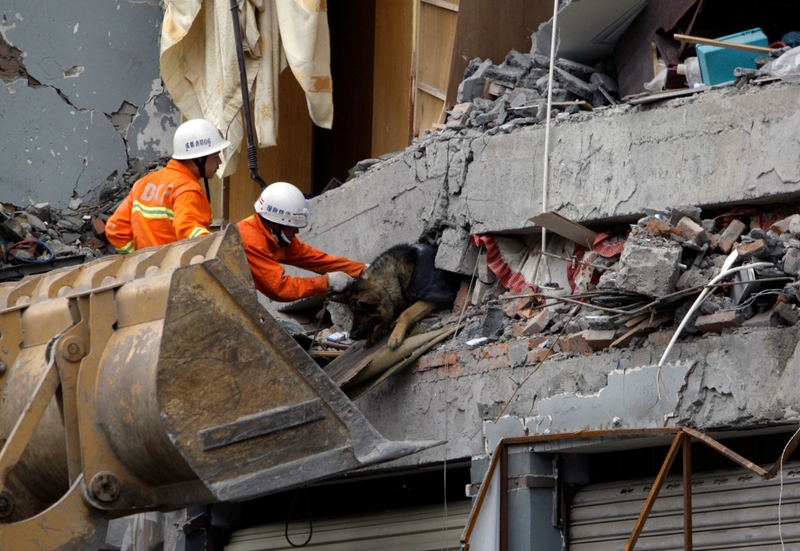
683, 427, 769, 478
765, 428, 800, 480
673, 33, 772, 54
417, 81, 447, 101
625, 432, 685, 551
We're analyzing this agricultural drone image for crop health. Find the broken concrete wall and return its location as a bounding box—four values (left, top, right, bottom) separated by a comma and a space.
305, 83, 800, 273
0, 0, 179, 209
296, 82, 800, 470
354, 323, 800, 469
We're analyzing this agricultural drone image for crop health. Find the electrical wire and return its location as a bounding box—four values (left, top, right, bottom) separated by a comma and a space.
7, 237, 54, 264
538, 0, 560, 255
656, 255, 773, 399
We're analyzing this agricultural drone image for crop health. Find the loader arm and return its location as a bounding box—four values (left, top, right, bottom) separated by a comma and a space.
0, 226, 441, 551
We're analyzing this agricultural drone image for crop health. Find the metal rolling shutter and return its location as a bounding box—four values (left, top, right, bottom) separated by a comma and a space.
569, 460, 800, 550
224, 500, 471, 551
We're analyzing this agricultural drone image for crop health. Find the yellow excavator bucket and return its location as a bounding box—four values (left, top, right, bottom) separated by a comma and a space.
0, 226, 440, 551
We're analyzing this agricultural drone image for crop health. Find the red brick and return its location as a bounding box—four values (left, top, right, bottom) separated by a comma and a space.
480, 342, 508, 359
717, 219, 747, 253
92, 217, 106, 238
734, 239, 769, 260
676, 217, 709, 246
501, 294, 537, 319
415, 352, 459, 372
452, 280, 471, 316
526, 349, 552, 363
0, 58, 19, 73
645, 217, 675, 238
582, 329, 616, 351
524, 336, 548, 350
521, 308, 551, 335
557, 333, 592, 355
695, 310, 743, 334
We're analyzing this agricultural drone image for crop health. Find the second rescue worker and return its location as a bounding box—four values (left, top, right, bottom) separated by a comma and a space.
106, 119, 230, 253
237, 182, 365, 302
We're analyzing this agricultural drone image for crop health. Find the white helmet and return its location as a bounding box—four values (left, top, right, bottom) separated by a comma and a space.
254, 182, 310, 228
172, 119, 231, 160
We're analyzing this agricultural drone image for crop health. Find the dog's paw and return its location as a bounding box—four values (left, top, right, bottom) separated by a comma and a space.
387, 335, 403, 349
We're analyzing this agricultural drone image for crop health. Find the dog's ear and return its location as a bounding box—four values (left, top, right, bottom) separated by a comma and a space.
356, 296, 380, 311
330, 290, 351, 304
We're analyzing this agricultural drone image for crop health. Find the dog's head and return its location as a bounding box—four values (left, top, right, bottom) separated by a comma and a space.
331, 279, 392, 343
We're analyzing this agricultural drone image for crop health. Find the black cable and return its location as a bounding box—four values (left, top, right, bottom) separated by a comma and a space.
284, 486, 313, 547
194, 156, 211, 200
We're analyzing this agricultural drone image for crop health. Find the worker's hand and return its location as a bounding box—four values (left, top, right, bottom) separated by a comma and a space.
326, 271, 354, 294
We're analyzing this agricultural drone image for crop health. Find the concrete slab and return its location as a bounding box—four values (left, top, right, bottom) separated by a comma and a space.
305, 84, 800, 272
353, 324, 800, 469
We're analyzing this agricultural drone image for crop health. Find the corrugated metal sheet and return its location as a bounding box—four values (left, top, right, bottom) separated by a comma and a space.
224, 500, 472, 551
570, 460, 800, 550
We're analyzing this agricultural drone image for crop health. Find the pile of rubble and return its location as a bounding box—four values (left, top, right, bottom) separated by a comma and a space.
443, 22, 622, 133
0, 159, 166, 281
427, 204, 800, 365
437, 26, 800, 137
447, 44, 619, 133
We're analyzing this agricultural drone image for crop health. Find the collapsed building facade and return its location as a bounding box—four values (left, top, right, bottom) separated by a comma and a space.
4, 0, 800, 550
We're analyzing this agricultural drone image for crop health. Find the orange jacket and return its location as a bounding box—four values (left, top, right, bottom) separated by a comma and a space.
106, 160, 212, 253
237, 214, 365, 302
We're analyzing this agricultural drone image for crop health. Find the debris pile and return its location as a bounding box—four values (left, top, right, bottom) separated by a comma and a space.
447, 45, 619, 132
434, 204, 800, 363
0, 159, 166, 281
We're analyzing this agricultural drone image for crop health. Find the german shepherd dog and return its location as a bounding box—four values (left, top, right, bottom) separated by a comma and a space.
333, 243, 459, 349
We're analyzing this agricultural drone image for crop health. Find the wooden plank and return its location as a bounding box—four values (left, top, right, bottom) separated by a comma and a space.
414, 0, 458, 136
418, 2, 458, 94
226, 70, 313, 223
528, 211, 598, 249
371, 0, 415, 158
420, 0, 459, 12
614, 0, 699, 98
673, 33, 772, 53
445, 0, 552, 111
765, 428, 800, 480
682, 427, 769, 478
415, 89, 446, 139
417, 81, 447, 101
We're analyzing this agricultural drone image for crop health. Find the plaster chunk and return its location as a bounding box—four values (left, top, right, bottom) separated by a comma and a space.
526, 363, 693, 434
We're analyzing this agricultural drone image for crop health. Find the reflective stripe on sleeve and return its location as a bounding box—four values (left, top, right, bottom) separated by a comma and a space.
116, 240, 135, 254
189, 227, 210, 239
132, 201, 174, 220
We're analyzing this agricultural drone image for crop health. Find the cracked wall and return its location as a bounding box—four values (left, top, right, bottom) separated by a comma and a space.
0, 1, 179, 209
352, 324, 800, 469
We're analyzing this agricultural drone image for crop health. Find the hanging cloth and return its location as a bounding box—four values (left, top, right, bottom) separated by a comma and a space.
160, 0, 333, 176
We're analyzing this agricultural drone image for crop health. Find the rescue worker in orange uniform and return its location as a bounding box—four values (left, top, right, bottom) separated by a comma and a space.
237, 182, 365, 302
106, 119, 230, 253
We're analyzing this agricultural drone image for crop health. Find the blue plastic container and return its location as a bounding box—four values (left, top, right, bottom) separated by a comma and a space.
696, 28, 768, 85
